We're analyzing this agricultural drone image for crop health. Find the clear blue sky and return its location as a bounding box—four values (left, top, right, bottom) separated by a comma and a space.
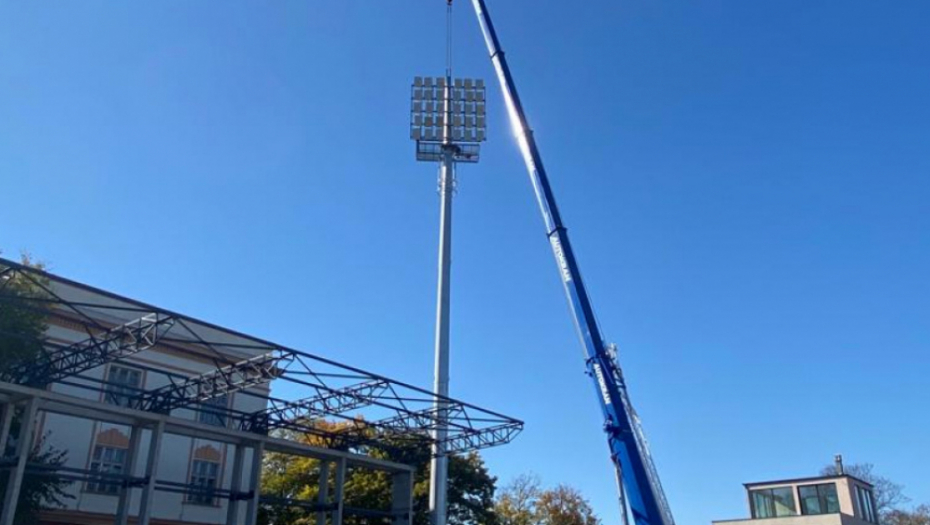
2, 1, 928, 524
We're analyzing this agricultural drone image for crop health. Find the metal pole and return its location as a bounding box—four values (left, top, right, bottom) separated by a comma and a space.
116, 425, 143, 525
333, 458, 347, 525
138, 420, 165, 525
226, 443, 247, 525
245, 441, 265, 525
317, 461, 330, 525
429, 67, 455, 525
0, 404, 14, 458
0, 398, 39, 525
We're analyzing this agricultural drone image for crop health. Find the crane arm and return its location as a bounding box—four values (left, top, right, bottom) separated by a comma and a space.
468, 2, 674, 525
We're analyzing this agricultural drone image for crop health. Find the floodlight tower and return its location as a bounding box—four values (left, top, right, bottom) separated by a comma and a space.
409, 4, 487, 525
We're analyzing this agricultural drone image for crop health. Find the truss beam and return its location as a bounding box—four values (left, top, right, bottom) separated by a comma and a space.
140, 351, 294, 414
2, 314, 175, 387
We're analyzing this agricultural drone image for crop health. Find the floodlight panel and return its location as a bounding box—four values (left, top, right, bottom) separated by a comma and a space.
476, 79, 484, 88
477, 116, 486, 128
477, 90, 485, 102
464, 79, 473, 88
415, 77, 423, 87
411, 128, 422, 140
477, 103, 486, 116
477, 129, 486, 141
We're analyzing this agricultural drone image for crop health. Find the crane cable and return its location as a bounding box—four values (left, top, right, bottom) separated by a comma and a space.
446, 0, 453, 77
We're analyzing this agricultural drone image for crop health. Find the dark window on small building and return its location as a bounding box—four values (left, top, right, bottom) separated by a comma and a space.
799, 483, 840, 515
751, 486, 797, 518
856, 485, 877, 523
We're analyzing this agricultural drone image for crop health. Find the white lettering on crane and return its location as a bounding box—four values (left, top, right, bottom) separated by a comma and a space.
550, 237, 573, 283
593, 363, 612, 406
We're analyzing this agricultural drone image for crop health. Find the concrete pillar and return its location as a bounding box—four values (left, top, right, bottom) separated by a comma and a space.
392, 470, 414, 525
0, 404, 14, 458
317, 461, 330, 525
0, 398, 39, 525
137, 420, 165, 525
245, 441, 265, 525
333, 458, 346, 525
226, 443, 246, 525
115, 425, 143, 525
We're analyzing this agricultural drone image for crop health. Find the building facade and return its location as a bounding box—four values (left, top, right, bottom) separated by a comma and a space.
713, 471, 879, 525
36, 279, 271, 524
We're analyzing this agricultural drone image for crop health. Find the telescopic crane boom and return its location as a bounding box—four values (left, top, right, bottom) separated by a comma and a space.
468, 3, 675, 525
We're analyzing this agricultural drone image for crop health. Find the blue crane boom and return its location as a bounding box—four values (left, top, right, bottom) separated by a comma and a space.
468, 2, 675, 525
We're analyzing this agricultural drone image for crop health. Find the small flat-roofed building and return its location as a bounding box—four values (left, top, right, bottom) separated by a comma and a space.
713, 467, 879, 525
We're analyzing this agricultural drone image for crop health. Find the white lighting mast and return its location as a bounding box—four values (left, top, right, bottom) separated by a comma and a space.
409, 3, 487, 525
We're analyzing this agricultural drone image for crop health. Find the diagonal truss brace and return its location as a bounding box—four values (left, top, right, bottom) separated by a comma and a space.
2, 313, 175, 387
365, 404, 524, 455
251, 380, 391, 429
140, 350, 295, 414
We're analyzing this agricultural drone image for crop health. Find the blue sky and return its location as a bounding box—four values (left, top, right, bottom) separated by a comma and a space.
2, 1, 928, 524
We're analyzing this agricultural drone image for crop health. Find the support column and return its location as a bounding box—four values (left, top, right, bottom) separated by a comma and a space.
137, 420, 165, 525
245, 441, 265, 525
333, 458, 346, 525
0, 404, 14, 458
0, 398, 39, 525
392, 470, 414, 525
116, 425, 143, 525
316, 461, 330, 525
226, 443, 246, 525
430, 68, 456, 525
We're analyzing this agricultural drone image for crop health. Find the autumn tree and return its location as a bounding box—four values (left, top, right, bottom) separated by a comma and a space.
0, 254, 73, 524
259, 425, 497, 525
495, 475, 600, 525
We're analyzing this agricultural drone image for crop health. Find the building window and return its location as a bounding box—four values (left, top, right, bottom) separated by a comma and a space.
856, 486, 877, 523
87, 445, 127, 494
197, 395, 228, 427
799, 483, 840, 515
750, 486, 797, 518
187, 459, 220, 505
104, 365, 142, 407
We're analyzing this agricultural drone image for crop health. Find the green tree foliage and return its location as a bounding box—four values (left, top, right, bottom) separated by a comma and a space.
259, 426, 497, 525
496, 474, 600, 525
0, 254, 74, 524
0, 254, 49, 372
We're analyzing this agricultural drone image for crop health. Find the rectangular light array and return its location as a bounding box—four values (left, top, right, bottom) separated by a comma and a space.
410, 77, 487, 143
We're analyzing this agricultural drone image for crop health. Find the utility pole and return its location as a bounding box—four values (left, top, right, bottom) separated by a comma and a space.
409, 3, 487, 524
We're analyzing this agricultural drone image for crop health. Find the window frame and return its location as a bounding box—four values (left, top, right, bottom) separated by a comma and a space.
85, 444, 128, 495
856, 485, 877, 523
186, 458, 221, 506
103, 364, 144, 408
799, 483, 840, 516
750, 486, 797, 519
197, 394, 230, 428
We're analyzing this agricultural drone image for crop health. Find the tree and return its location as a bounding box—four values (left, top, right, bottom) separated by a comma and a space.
535, 486, 599, 525
495, 474, 541, 525
886, 506, 930, 525
0, 254, 74, 524
820, 462, 908, 523
259, 426, 498, 525
496, 475, 600, 525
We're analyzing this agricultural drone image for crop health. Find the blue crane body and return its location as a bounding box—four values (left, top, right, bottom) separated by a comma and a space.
468, 2, 675, 525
